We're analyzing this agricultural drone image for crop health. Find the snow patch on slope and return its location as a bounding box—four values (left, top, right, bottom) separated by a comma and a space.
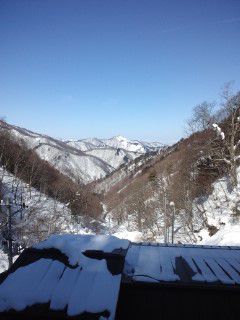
202, 225, 240, 246
86, 148, 141, 169
196, 169, 240, 246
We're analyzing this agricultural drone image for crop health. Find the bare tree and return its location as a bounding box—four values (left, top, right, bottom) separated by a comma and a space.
186, 101, 215, 134
210, 91, 240, 188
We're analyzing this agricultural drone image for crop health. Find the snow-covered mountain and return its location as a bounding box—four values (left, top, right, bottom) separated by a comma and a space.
0, 122, 164, 184
67, 135, 164, 153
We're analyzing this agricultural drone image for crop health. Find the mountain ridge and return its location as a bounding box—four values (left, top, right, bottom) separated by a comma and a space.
0, 121, 165, 184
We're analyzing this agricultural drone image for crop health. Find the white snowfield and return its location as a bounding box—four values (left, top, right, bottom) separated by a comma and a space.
1, 122, 164, 184
0, 235, 130, 319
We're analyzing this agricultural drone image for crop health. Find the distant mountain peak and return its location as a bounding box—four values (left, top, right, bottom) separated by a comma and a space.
113, 135, 128, 141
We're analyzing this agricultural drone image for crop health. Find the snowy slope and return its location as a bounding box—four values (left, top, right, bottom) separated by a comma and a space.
0, 122, 114, 183
1, 122, 164, 184
99, 162, 240, 246
85, 148, 142, 169
0, 123, 117, 183
202, 225, 240, 246
0, 166, 92, 244
195, 169, 240, 246
0, 165, 96, 272
67, 135, 165, 154
32, 143, 114, 183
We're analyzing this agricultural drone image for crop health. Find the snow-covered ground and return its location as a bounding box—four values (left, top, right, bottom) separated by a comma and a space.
202, 225, 240, 246
196, 171, 240, 246
0, 166, 95, 272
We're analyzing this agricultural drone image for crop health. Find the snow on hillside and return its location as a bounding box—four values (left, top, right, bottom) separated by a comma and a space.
0, 252, 9, 274
0, 123, 116, 183
67, 135, 165, 154
0, 167, 144, 273
32, 143, 113, 183
0, 166, 94, 272
67, 138, 107, 152
94, 153, 153, 194
1, 122, 164, 184
86, 148, 141, 169
202, 225, 240, 246
100, 165, 240, 246
196, 170, 240, 246
1, 162, 240, 273
103, 136, 146, 153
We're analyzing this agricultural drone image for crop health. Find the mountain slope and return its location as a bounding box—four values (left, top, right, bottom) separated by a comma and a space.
93, 128, 240, 245
0, 121, 164, 184
0, 164, 97, 273
67, 135, 164, 153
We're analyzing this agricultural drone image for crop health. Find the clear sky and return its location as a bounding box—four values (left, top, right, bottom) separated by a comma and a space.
0, 0, 240, 143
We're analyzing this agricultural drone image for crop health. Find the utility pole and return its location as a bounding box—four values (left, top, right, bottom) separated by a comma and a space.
163, 194, 167, 244
20, 188, 23, 220
169, 201, 175, 244
6, 197, 13, 267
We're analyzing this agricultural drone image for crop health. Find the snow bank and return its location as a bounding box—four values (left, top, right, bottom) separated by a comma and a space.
195, 169, 240, 246
202, 225, 240, 246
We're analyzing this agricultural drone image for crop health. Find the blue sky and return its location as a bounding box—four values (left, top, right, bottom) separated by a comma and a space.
0, 0, 240, 143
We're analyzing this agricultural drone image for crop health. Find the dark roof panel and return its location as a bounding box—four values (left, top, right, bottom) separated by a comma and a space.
0, 235, 129, 319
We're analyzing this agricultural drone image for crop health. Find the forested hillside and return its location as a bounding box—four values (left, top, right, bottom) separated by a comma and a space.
95, 88, 240, 244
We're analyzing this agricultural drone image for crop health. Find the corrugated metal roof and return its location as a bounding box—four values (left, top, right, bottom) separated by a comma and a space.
0, 235, 130, 319
0, 236, 240, 320
124, 243, 240, 287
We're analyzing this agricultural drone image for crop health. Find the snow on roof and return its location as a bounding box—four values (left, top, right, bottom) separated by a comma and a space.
124, 243, 240, 286
1, 235, 240, 319
0, 235, 130, 319
34, 234, 130, 266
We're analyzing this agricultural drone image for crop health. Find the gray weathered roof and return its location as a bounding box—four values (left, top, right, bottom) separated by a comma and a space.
124, 243, 240, 286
